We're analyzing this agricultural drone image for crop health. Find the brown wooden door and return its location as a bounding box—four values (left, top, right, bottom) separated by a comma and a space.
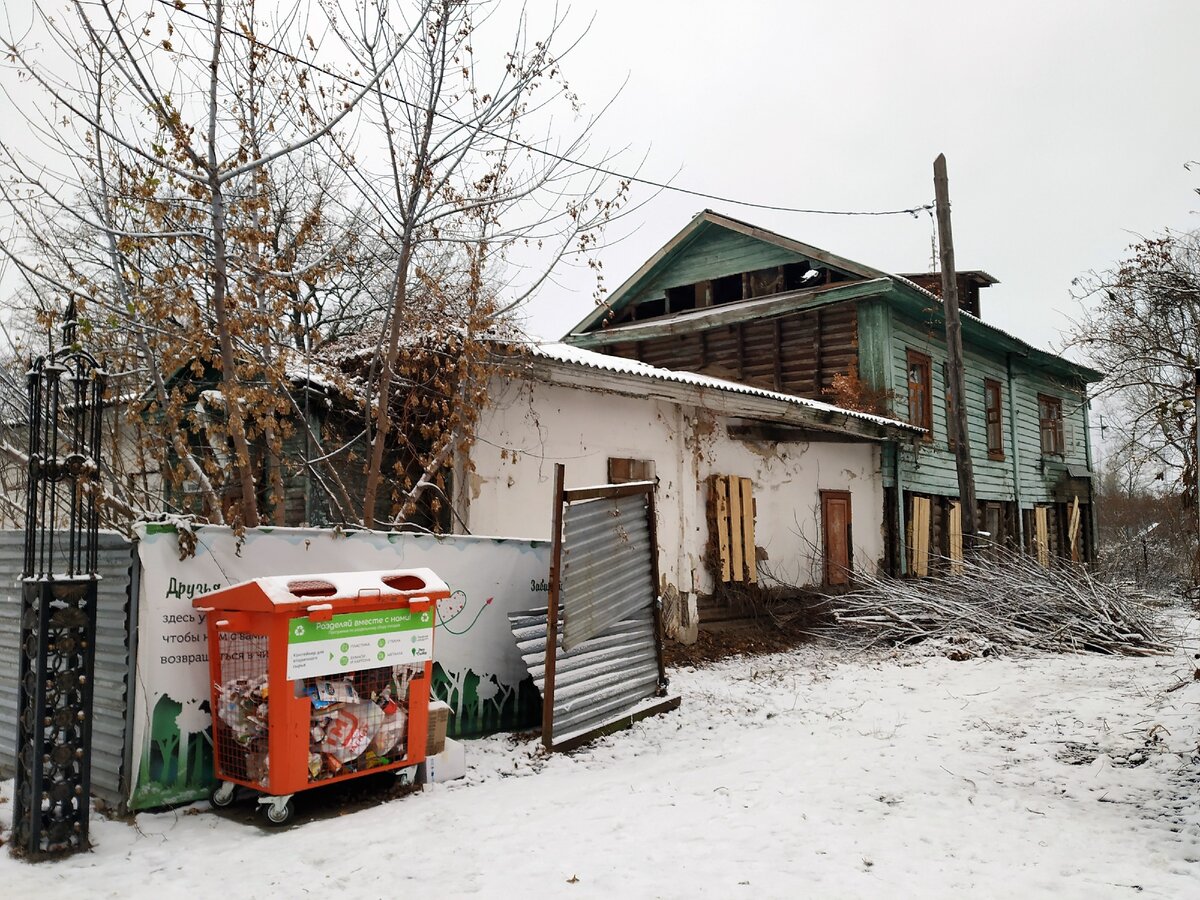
821, 491, 853, 586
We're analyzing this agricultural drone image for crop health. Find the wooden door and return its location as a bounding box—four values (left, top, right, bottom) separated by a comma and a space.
821, 491, 853, 586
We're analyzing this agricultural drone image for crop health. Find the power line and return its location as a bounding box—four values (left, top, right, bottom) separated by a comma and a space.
146, 0, 931, 218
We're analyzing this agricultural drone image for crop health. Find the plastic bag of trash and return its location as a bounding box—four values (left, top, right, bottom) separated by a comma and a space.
321, 701, 383, 762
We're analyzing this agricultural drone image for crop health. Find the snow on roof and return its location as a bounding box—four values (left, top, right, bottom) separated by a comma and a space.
887, 275, 1102, 380
522, 342, 922, 434
282, 352, 361, 399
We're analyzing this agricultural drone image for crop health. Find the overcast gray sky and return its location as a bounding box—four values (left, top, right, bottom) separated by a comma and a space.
2, 0, 1196, 361
517, 0, 1200, 355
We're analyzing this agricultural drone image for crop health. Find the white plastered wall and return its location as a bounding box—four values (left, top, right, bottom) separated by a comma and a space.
463, 375, 885, 640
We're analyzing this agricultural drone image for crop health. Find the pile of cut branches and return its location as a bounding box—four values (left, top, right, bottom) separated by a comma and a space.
823, 549, 1170, 656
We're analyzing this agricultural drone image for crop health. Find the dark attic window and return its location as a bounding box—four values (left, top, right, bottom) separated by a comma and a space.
665, 285, 694, 313
666, 281, 713, 313
635, 297, 665, 319
712, 273, 743, 304
784, 261, 822, 289
746, 266, 786, 298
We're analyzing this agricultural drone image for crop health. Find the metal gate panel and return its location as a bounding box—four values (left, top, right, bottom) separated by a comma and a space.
0, 530, 134, 808
510, 467, 677, 752
560, 492, 655, 651
509, 608, 663, 742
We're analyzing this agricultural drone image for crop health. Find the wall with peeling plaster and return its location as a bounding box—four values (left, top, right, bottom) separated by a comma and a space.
464, 375, 884, 641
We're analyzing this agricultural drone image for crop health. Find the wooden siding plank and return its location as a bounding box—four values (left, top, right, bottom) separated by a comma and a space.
948, 501, 963, 576
910, 495, 931, 577
1068, 495, 1081, 563
1034, 507, 1050, 568
773, 319, 783, 391
740, 477, 756, 584
714, 476, 732, 582
728, 479, 745, 582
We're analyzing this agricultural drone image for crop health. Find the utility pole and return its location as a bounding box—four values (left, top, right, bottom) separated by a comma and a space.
1193, 368, 1199, 581
934, 153, 979, 549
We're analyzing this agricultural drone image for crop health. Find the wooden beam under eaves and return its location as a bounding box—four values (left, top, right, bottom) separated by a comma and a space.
727, 424, 879, 444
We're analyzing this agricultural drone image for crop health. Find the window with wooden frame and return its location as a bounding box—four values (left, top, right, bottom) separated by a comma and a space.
984, 379, 1004, 459
1038, 394, 1064, 456
608, 457, 655, 484
906, 350, 932, 437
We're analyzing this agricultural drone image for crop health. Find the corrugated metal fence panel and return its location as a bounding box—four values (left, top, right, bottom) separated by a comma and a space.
0, 530, 133, 808
509, 608, 661, 743
560, 493, 655, 651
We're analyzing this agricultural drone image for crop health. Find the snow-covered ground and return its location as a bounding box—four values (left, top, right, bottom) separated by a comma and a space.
3, 619, 1199, 898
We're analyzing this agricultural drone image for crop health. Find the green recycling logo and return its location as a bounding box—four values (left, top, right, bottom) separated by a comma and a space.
293, 623, 306, 638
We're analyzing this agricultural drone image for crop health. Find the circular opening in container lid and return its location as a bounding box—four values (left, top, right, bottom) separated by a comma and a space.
381, 573, 426, 592
287, 579, 337, 598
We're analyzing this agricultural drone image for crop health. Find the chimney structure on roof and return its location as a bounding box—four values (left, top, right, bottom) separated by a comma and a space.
899, 270, 998, 319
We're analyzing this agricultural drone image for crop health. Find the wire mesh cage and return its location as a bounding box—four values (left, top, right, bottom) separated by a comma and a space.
305, 662, 423, 784
212, 632, 270, 788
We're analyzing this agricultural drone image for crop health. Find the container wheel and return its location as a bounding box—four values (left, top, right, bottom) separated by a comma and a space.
210, 781, 237, 809
262, 796, 295, 826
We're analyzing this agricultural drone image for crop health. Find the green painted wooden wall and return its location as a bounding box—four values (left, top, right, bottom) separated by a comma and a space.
873, 307, 1090, 504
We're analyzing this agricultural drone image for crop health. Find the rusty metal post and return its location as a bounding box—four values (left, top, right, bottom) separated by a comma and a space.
541, 464, 566, 750
644, 481, 668, 693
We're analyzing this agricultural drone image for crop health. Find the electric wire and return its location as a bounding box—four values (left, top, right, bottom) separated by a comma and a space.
147, 0, 933, 219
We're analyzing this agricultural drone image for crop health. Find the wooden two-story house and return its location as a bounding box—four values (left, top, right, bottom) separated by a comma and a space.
562, 210, 1102, 580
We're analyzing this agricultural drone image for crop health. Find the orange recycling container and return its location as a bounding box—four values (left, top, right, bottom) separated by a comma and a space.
193, 568, 447, 823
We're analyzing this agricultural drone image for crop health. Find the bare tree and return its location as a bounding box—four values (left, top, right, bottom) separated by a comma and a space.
328, 0, 631, 526
1, 0, 631, 533
1067, 231, 1200, 503
0, 0, 416, 527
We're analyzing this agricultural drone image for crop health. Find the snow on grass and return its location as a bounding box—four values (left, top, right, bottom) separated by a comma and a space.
2, 618, 1198, 898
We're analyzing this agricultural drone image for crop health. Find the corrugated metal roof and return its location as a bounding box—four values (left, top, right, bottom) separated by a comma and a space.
887, 274, 1103, 380
521, 342, 923, 434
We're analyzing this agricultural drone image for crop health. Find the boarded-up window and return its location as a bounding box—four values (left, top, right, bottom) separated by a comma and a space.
947, 501, 963, 575
608, 458, 655, 484
710, 475, 757, 584
1038, 395, 1064, 456
821, 491, 853, 586
1067, 495, 1082, 563
983, 502, 1004, 557
984, 379, 1004, 459
1033, 506, 1050, 568
908, 494, 932, 577
907, 350, 932, 436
